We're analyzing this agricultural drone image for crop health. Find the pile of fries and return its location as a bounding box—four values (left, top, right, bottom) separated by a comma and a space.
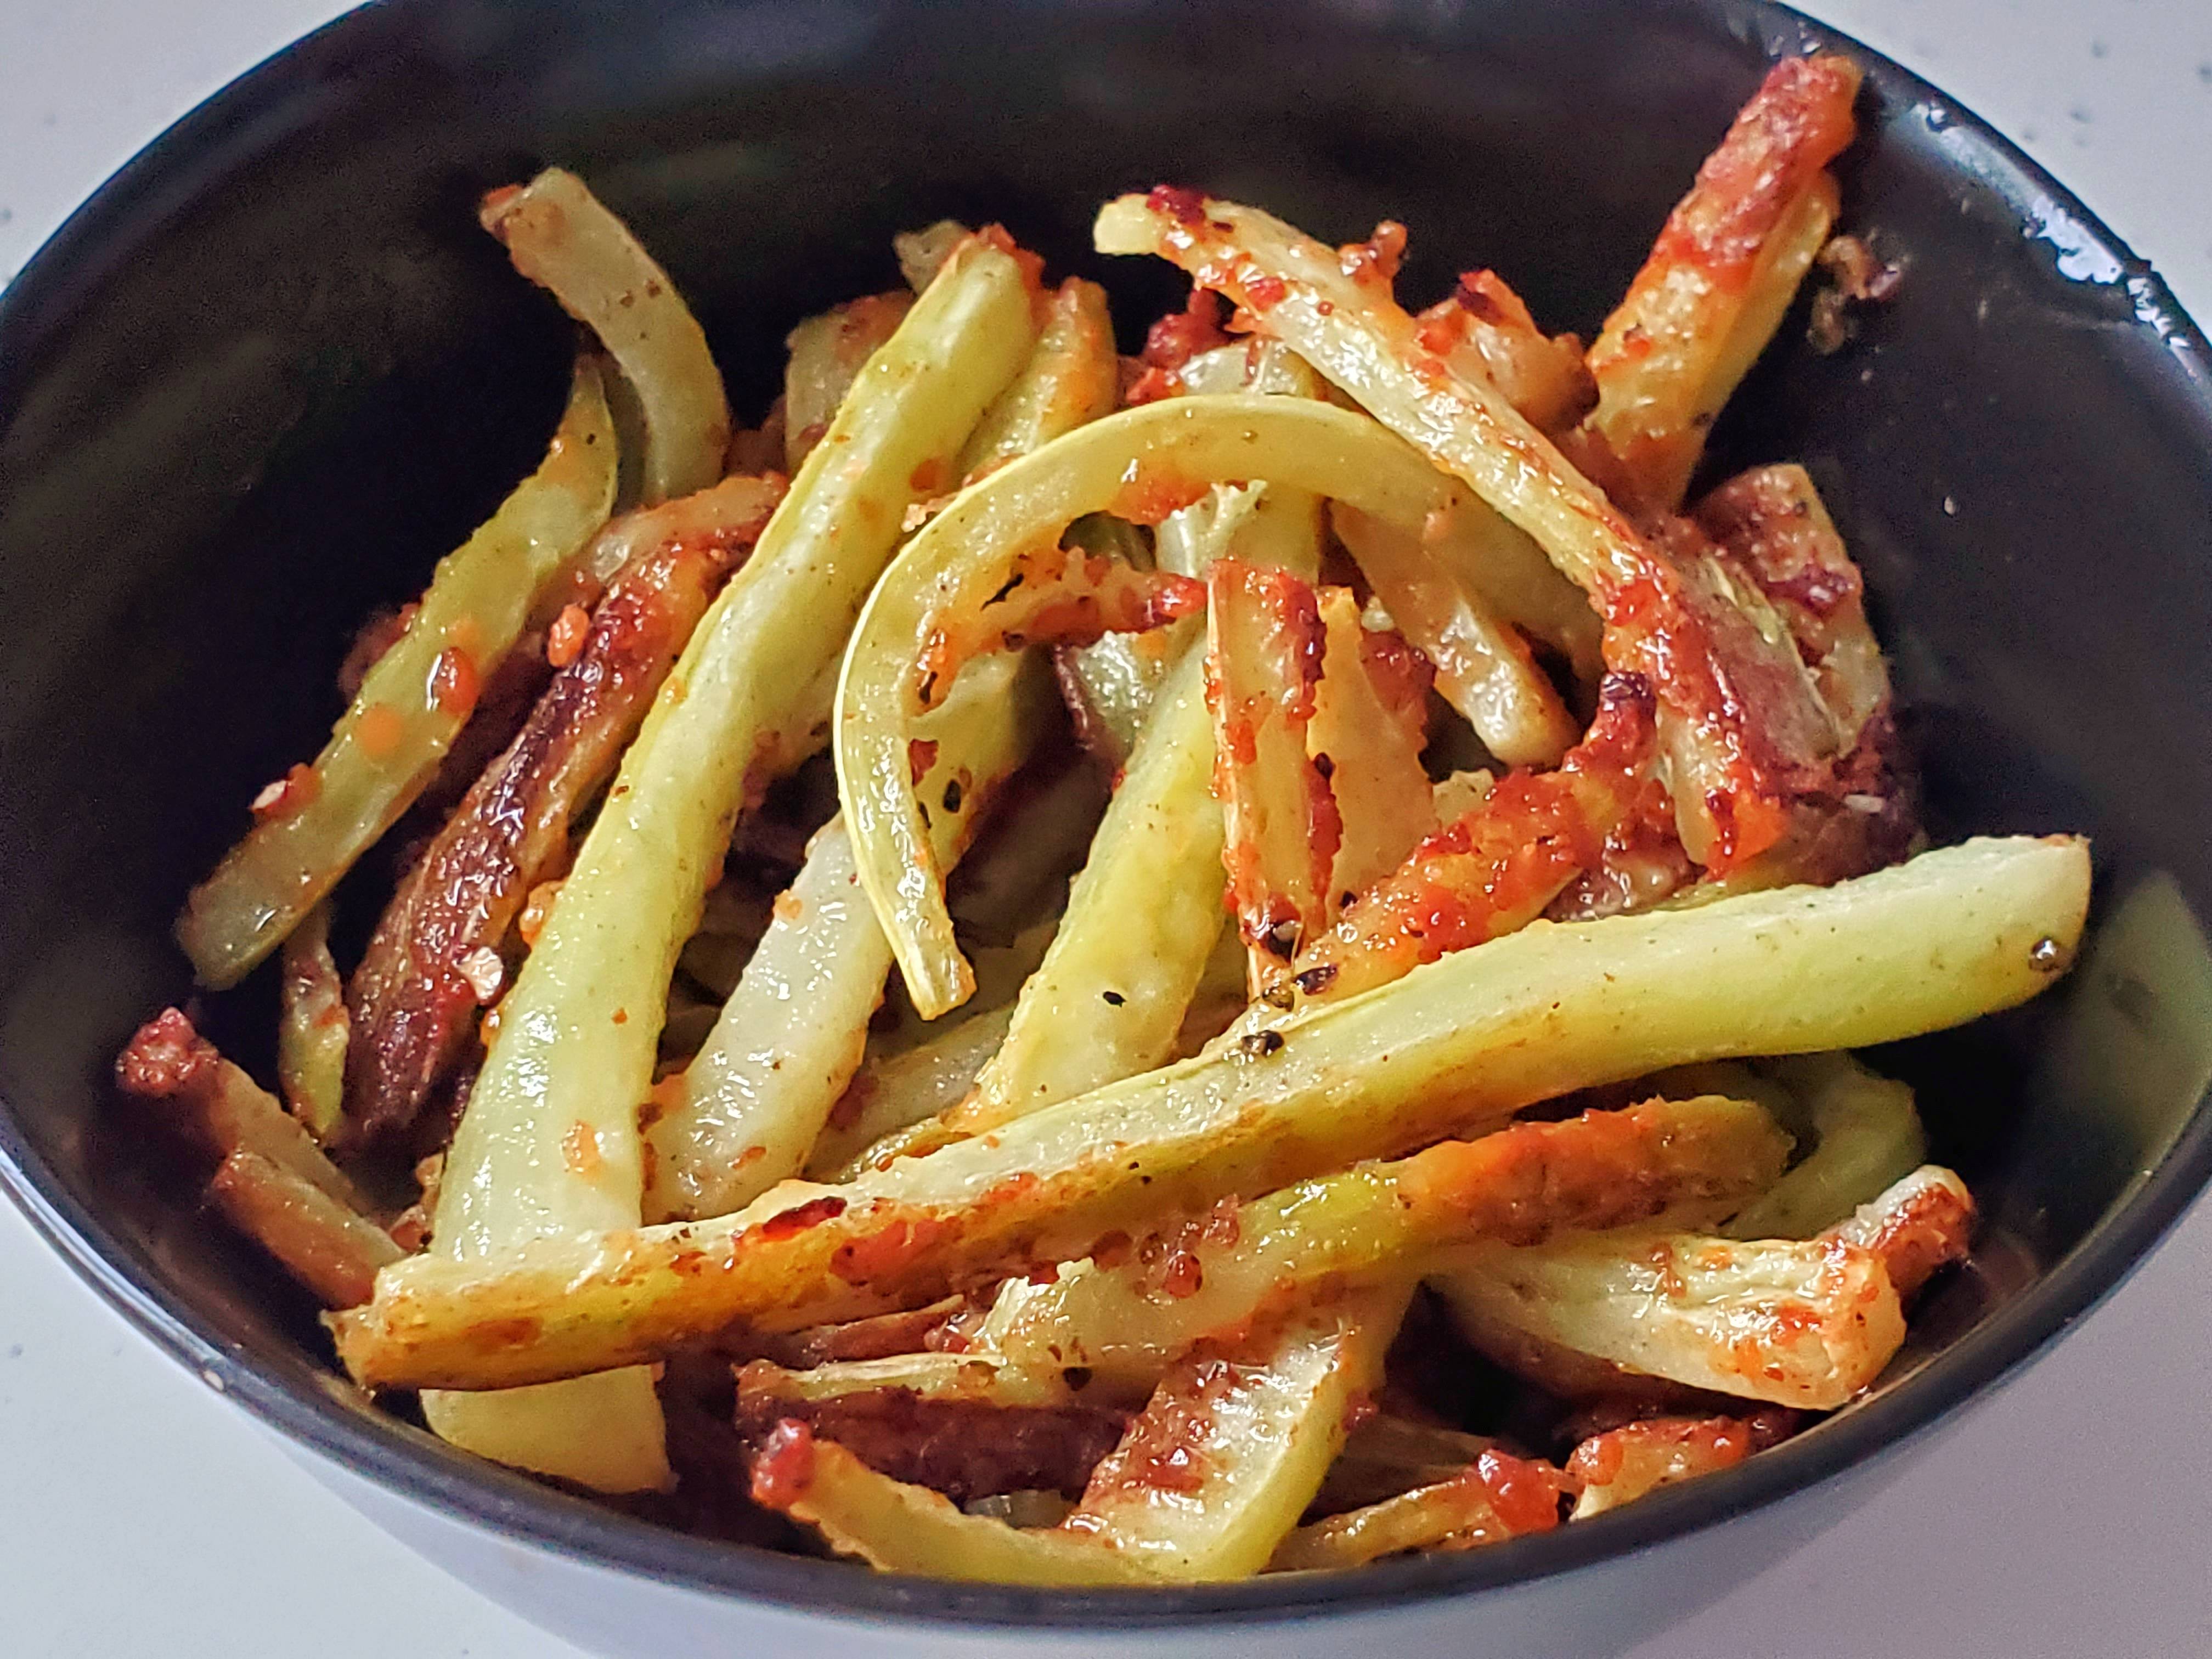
114, 54, 2091, 1581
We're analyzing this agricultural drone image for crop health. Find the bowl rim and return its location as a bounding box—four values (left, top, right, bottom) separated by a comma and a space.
4, 0, 2211, 1631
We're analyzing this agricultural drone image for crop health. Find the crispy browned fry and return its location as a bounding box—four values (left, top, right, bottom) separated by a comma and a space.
915, 539, 1204, 711
1822, 1165, 1974, 1300
1309, 589, 1437, 907
1414, 268, 1596, 436
735, 1368, 1126, 1501
738, 1295, 970, 1368
1694, 464, 1886, 744
1565, 1410, 1794, 1520
117, 1009, 375, 1215
1207, 559, 1341, 991
1581, 57, 1861, 507
1283, 672, 1664, 1008
1093, 190, 1841, 874
276, 900, 348, 1141
1685, 465, 1917, 890
205, 1150, 403, 1310
1269, 1449, 1568, 1570
342, 475, 785, 1148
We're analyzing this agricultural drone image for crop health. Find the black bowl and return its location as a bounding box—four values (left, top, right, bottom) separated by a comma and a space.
4, 0, 2211, 1649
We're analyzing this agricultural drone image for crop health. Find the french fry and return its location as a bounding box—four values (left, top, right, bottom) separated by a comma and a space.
276, 900, 347, 1141
1723, 1053, 1926, 1239
901, 648, 1228, 1152
936, 414, 1335, 1143
644, 652, 1049, 1221
1436, 1226, 1905, 1410
975, 1097, 1787, 1387
345, 472, 785, 1148
1049, 341, 1289, 770
958, 278, 1120, 481
1565, 1412, 1790, 1520
116, 1009, 376, 1216
205, 1150, 403, 1310
480, 168, 732, 504
1207, 560, 1340, 992
1822, 1164, 1975, 1299
1693, 463, 1888, 746
806, 1004, 1014, 1182
1308, 587, 1439, 903
736, 1350, 1126, 1502
1092, 191, 1837, 872
420, 235, 1039, 1491
748, 1424, 1166, 1584
1581, 58, 1860, 509
1268, 1448, 1567, 1570
1061, 1290, 1407, 1579
1278, 672, 1663, 1009
332, 835, 2087, 1393
1415, 267, 1596, 436
1331, 502, 1576, 768
1317, 1413, 1498, 1511
895, 220, 972, 293
784, 291, 913, 471
738, 1352, 1076, 1409
838, 392, 1599, 1015
176, 360, 618, 988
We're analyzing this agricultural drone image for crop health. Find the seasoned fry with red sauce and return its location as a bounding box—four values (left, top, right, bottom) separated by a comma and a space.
1092, 189, 1841, 873
1414, 269, 1595, 436
1205, 559, 1342, 990
1307, 588, 1437, 907
735, 1379, 1126, 1502
343, 474, 784, 1148
1271, 1449, 1568, 1569
913, 541, 1203, 710
1286, 673, 1661, 1006
1583, 55, 1862, 507
1565, 1409, 1795, 1518
1822, 1165, 1974, 1300
206, 1149, 403, 1310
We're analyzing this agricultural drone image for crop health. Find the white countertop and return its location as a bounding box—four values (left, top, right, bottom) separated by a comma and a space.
3, 3, 2209, 1654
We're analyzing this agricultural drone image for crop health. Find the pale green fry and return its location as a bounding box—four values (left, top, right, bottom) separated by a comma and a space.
645, 652, 1048, 1221
1723, 1052, 1927, 1239
482, 168, 732, 504
1434, 1221, 1905, 1410
333, 835, 2089, 1393
957, 278, 1119, 480
1063, 1289, 1408, 1579
274, 899, 347, 1141
977, 1094, 1785, 1387
837, 393, 1497, 1020
805, 1003, 1014, 1182
177, 361, 617, 988
419, 239, 1037, 1489
760, 1437, 1167, 1585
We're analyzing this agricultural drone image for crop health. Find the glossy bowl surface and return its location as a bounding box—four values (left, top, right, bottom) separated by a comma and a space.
3, 0, 2210, 1640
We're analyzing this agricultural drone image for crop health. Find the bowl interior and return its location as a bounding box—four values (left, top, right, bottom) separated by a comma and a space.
3, 0, 2211, 1627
